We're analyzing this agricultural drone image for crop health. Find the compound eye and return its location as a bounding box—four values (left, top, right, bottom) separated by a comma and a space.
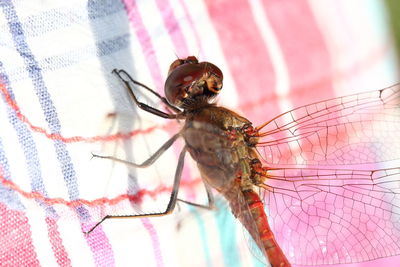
168, 56, 199, 75
164, 57, 222, 108
168, 59, 184, 74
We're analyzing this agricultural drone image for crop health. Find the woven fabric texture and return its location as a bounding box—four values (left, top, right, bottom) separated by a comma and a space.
0, 0, 398, 266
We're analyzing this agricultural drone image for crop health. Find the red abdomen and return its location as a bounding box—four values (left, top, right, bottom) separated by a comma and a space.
243, 190, 291, 267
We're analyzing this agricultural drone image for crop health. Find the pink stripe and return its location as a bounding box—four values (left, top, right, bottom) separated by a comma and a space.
85, 226, 115, 267
154, 0, 196, 198
0, 203, 40, 266
170, 0, 207, 201
141, 218, 165, 267
204, 0, 279, 125
329, 1, 387, 82
178, 0, 205, 56
156, 0, 207, 201
123, 0, 164, 92
262, 0, 335, 103
120, 1, 174, 266
125, 0, 197, 203
46, 217, 72, 267
156, 0, 189, 56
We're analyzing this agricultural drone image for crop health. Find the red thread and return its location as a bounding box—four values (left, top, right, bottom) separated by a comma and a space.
0, 82, 202, 210
0, 167, 201, 208
0, 83, 174, 143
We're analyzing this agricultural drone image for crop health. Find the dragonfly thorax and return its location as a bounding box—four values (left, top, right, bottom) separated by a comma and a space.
183, 105, 261, 192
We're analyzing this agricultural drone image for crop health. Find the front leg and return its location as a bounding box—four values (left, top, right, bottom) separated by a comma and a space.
112, 69, 184, 119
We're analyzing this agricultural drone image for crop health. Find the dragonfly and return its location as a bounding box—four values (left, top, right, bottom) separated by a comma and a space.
89, 56, 400, 267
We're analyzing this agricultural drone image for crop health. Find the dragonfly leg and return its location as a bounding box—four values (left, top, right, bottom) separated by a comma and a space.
177, 182, 215, 210
112, 69, 182, 118
91, 132, 180, 168
84, 147, 187, 234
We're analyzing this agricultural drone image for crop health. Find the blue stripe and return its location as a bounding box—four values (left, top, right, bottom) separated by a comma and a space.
252, 256, 265, 267
0, 64, 60, 216
215, 200, 266, 266
0, 66, 52, 213
214, 199, 242, 267
0, 134, 24, 211
364, 0, 399, 83
5, 34, 131, 83
87, 0, 124, 20
251, 238, 267, 267
1, 1, 87, 219
1, 0, 125, 38
189, 207, 213, 267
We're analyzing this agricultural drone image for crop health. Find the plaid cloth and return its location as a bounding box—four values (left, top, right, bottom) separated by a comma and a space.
0, 0, 398, 266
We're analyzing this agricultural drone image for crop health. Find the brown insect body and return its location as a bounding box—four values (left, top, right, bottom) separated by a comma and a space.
182, 102, 290, 267
163, 56, 289, 266
104, 56, 291, 266
96, 55, 400, 267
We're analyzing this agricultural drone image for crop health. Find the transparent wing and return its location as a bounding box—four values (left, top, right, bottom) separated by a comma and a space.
260, 166, 400, 265
221, 185, 267, 264
256, 84, 400, 165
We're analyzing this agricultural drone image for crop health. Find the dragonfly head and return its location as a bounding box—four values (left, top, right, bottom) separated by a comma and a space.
165, 56, 223, 109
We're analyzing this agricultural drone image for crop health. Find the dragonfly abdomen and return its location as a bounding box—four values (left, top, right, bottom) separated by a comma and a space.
242, 190, 292, 267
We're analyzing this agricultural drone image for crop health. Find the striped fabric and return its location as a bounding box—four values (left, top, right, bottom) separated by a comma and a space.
0, 0, 398, 267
